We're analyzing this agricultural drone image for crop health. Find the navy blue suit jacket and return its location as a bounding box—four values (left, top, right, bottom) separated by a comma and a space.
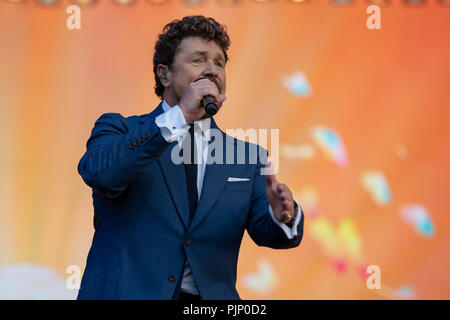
77, 102, 304, 300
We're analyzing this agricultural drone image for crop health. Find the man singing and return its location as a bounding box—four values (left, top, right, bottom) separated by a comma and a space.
77, 15, 304, 300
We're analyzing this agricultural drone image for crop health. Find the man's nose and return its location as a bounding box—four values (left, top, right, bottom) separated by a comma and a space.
201, 61, 221, 90
202, 60, 219, 77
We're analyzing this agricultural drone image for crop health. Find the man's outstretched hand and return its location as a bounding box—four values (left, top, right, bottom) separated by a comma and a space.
264, 163, 296, 226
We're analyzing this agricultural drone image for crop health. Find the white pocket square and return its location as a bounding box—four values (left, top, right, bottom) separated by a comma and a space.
227, 177, 251, 182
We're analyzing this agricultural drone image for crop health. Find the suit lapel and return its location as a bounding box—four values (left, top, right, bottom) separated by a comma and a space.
152, 102, 190, 230
158, 142, 190, 231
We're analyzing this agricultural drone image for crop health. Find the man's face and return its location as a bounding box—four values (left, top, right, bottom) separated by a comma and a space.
161, 36, 227, 111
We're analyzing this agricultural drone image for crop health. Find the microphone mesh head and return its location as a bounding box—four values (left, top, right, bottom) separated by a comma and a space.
205, 103, 218, 116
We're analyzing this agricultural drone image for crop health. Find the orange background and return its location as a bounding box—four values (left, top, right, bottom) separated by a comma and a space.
0, 0, 449, 299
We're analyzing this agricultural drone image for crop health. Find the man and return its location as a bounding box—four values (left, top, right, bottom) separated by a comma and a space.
77, 15, 304, 300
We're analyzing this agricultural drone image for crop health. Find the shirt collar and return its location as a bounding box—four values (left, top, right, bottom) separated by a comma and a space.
162, 99, 212, 141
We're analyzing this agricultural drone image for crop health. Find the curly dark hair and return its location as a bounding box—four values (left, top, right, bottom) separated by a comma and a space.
153, 15, 231, 99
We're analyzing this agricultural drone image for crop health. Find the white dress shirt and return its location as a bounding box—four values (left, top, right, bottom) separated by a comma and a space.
155, 100, 303, 295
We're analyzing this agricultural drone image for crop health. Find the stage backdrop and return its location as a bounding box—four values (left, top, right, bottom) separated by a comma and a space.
0, 0, 449, 299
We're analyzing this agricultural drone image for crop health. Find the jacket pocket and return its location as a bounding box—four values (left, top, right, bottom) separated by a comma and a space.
223, 179, 252, 191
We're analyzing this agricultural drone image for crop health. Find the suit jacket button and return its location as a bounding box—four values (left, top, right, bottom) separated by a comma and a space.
184, 238, 191, 246
168, 274, 177, 282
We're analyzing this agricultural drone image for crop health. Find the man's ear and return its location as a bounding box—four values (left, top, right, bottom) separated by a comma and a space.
157, 64, 170, 88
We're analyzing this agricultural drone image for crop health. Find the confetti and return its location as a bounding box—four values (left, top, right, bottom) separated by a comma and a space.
361, 171, 392, 206
281, 72, 312, 97
395, 285, 417, 299
400, 204, 435, 237
310, 126, 348, 168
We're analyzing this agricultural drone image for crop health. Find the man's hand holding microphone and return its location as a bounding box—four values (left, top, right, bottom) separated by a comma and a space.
178, 77, 226, 123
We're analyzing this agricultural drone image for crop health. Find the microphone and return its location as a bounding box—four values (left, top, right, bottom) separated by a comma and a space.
202, 95, 219, 116
193, 77, 219, 116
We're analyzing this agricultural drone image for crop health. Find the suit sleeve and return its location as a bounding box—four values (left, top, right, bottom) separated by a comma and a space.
77, 112, 171, 198
245, 148, 304, 249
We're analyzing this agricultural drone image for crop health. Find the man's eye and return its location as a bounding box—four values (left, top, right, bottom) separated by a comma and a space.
215, 61, 223, 67
193, 58, 204, 63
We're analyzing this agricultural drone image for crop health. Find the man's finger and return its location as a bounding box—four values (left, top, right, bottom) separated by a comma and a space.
265, 174, 276, 187
284, 200, 295, 213
264, 163, 277, 187
277, 184, 284, 192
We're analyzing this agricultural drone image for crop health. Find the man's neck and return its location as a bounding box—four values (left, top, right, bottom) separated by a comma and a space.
162, 92, 178, 108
